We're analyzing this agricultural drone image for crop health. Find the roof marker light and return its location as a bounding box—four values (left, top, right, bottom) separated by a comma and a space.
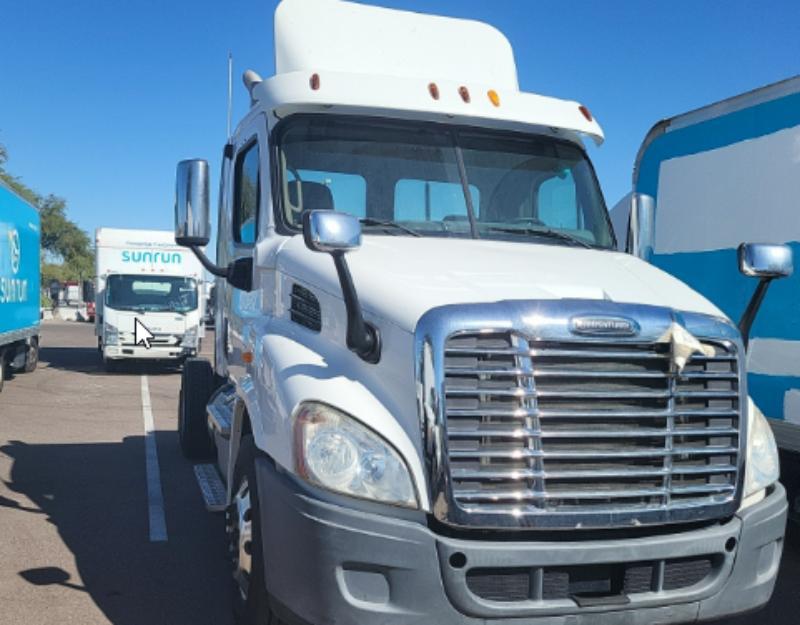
487, 90, 500, 107
458, 86, 471, 103
428, 82, 440, 100
310, 73, 320, 91
578, 105, 593, 122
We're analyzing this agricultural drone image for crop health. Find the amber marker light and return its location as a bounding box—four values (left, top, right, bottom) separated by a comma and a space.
488, 89, 500, 107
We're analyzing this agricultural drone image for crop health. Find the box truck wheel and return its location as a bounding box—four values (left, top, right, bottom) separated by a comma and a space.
229, 436, 283, 625
0, 350, 6, 393
22, 337, 39, 373
178, 358, 215, 459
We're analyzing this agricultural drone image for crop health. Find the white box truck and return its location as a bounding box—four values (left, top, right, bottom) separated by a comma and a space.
95, 228, 205, 369
614, 75, 800, 519
172, 2, 790, 624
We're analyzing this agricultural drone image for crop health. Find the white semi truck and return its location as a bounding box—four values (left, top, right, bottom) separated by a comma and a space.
173, 1, 790, 624
95, 228, 205, 369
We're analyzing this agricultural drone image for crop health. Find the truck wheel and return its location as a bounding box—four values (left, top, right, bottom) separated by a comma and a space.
178, 358, 215, 459
23, 337, 39, 373
229, 436, 283, 625
0, 351, 5, 393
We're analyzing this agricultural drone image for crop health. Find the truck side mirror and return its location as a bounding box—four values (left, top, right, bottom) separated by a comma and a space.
173, 159, 254, 292
302, 210, 362, 253
175, 159, 211, 246
302, 210, 380, 363
737, 242, 793, 349
628, 193, 655, 260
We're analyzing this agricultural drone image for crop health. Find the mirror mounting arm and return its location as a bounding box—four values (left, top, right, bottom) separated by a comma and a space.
332, 251, 381, 364
738, 277, 773, 351
188, 245, 227, 278
188, 245, 253, 292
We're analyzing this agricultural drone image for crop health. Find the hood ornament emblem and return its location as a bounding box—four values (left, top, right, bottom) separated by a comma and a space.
570, 315, 639, 337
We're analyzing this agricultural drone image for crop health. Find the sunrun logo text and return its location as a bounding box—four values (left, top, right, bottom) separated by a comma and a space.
0, 277, 28, 304
121, 251, 183, 264
1, 228, 27, 304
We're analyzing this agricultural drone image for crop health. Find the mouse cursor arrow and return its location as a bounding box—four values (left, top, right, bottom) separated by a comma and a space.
134, 318, 155, 349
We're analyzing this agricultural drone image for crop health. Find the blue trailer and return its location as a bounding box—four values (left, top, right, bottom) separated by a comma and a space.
616, 75, 800, 512
0, 179, 40, 391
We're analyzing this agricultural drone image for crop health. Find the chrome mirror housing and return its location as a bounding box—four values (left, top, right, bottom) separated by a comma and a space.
302, 210, 362, 253
738, 243, 793, 279
174, 159, 211, 247
628, 193, 656, 260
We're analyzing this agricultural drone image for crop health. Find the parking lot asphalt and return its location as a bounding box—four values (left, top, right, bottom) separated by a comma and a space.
0, 320, 798, 625
0, 320, 232, 625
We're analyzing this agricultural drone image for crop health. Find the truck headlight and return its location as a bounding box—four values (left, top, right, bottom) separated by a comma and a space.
743, 397, 780, 504
105, 324, 120, 346
294, 402, 418, 508
183, 326, 198, 348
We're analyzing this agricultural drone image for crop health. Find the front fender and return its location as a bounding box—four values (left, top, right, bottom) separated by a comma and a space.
243, 317, 430, 511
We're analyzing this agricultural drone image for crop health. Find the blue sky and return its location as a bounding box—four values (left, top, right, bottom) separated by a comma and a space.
1, 0, 798, 238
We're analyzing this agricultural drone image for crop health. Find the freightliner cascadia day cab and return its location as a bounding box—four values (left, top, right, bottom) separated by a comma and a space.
173, 2, 790, 623
95, 228, 205, 369
0, 180, 40, 391
612, 76, 800, 521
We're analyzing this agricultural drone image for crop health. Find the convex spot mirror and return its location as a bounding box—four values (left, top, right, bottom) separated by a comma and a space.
302, 210, 362, 254
175, 159, 211, 246
738, 243, 794, 279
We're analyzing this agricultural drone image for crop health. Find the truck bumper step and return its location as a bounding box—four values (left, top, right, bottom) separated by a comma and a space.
193, 463, 227, 512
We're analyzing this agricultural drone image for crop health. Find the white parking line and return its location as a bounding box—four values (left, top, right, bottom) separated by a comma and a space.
141, 375, 168, 542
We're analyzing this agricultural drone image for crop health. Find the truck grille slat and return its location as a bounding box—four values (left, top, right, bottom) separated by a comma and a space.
454, 483, 735, 503
451, 464, 738, 481
448, 446, 739, 460
447, 426, 739, 439
442, 331, 742, 523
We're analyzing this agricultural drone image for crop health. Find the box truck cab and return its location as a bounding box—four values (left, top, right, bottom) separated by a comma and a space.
173, 2, 789, 624
95, 228, 205, 369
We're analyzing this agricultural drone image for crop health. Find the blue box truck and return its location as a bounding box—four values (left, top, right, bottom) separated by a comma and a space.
612, 75, 800, 517
0, 179, 40, 391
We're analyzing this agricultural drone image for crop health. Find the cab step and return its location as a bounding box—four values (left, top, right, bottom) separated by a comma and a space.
193, 463, 227, 512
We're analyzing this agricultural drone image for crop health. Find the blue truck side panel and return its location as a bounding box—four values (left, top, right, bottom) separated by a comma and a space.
635, 86, 800, 422
0, 183, 40, 341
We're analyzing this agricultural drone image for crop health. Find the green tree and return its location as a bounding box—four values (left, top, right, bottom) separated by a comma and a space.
1, 144, 94, 282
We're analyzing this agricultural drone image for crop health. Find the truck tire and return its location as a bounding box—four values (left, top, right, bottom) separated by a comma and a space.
0, 350, 6, 393
22, 337, 39, 373
229, 436, 285, 625
178, 358, 215, 459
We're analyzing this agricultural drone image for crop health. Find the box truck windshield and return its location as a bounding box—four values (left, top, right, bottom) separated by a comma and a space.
105, 275, 198, 314
277, 116, 614, 248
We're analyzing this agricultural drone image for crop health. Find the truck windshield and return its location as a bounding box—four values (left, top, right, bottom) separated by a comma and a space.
277, 116, 615, 248
105, 275, 198, 313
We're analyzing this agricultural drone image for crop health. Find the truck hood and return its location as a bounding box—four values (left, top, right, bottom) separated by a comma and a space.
277, 236, 725, 332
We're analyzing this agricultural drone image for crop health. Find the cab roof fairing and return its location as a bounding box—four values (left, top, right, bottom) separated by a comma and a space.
250, 70, 605, 146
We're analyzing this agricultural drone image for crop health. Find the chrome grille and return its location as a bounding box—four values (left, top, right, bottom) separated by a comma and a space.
443, 331, 741, 525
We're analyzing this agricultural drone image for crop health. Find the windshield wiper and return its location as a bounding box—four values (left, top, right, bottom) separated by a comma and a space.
484, 226, 594, 249
360, 218, 421, 237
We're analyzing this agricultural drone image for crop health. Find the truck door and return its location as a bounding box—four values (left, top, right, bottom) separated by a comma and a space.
220, 116, 267, 382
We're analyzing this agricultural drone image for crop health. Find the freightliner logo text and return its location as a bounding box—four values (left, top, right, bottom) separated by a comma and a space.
570, 315, 639, 336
